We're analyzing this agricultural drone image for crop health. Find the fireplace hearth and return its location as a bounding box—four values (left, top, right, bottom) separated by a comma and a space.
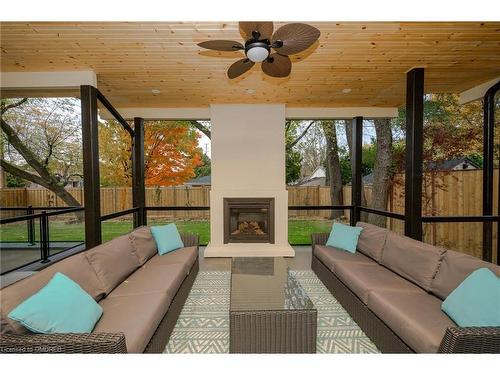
224, 198, 275, 244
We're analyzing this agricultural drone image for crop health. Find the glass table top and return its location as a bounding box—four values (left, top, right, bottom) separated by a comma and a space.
230, 257, 315, 312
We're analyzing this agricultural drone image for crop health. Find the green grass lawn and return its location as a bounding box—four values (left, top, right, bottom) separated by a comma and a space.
288, 219, 333, 244
0, 218, 334, 245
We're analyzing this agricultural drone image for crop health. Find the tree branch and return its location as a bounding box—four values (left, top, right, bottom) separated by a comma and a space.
1, 98, 28, 114
1, 117, 55, 183
0, 159, 48, 188
287, 120, 315, 150
190, 121, 211, 139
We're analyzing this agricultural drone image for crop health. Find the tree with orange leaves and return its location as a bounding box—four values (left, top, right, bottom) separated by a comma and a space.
99, 120, 202, 187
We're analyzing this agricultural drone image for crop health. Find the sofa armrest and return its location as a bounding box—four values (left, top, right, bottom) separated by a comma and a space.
311, 233, 329, 248
438, 326, 500, 353
180, 233, 199, 248
0, 332, 127, 354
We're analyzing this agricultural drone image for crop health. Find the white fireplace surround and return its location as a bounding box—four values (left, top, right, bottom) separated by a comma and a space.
204, 104, 295, 257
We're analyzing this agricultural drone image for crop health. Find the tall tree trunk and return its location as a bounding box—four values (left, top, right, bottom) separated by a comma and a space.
321, 120, 344, 219
343, 120, 368, 221
369, 118, 393, 227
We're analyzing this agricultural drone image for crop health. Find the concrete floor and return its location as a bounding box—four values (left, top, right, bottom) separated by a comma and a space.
198, 246, 312, 271
0, 242, 83, 274
1, 249, 40, 274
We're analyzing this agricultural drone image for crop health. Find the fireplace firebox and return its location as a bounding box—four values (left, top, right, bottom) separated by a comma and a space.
223, 198, 275, 244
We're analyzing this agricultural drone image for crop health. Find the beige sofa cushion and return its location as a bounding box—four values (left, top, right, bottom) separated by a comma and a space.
0, 253, 105, 334
129, 226, 157, 265
109, 263, 187, 300
85, 235, 140, 295
430, 250, 500, 300
313, 244, 376, 272
94, 293, 169, 353
356, 221, 388, 262
368, 290, 456, 353
381, 232, 445, 291
334, 263, 423, 304
146, 246, 198, 274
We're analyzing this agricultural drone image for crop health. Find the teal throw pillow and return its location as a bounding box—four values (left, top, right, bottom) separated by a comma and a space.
326, 223, 363, 253
441, 268, 500, 327
8, 272, 103, 334
150, 223, 184, 255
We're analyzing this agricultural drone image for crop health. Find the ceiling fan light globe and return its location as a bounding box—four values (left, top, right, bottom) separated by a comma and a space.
246, 46, 269, 62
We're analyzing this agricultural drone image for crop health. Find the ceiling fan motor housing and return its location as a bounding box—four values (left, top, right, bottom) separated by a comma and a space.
244, 40, 271, 62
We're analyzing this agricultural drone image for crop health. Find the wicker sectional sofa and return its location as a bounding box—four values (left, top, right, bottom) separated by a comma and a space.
0, 227, 199, 353
311, 222, 500, 354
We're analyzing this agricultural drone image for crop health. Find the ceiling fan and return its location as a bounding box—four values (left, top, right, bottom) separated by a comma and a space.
197, 22, 320, 79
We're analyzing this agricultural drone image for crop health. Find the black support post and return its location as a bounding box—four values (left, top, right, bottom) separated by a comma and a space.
40, 211, 50, 263
350, 116, 363, 226
132, 117, 146, 227
404, 68, 424, 240
482, 80, 500, 263
27, 205, 35, 245
81, 85, 102, 248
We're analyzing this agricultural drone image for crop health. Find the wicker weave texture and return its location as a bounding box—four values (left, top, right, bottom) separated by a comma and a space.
0, 332, 127, 354
229, 309, 317, 353
439, 326, 500, 353
180, 234, 199, 248
311, 233, 329, 247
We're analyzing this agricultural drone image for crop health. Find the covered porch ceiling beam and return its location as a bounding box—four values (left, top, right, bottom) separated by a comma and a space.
285, 107, 398, 119
103, 106, 398, 121
0, 71, 97, 97
459, 77, 500, 105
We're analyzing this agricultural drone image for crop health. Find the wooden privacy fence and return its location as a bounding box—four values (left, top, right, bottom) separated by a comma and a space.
2, 185, 348, 218
0, 186, 212, 220
2, 170, 494, 218
1, 169, 497, 260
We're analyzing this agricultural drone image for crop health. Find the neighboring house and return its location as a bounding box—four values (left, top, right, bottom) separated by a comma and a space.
67, 177, 84, 188
426, 156, 480, 171
184, 175, 211, 187
293, 166, 326, 186
345, 172, 374, 186
362, 156, 480, 186
362, 173, 374, 186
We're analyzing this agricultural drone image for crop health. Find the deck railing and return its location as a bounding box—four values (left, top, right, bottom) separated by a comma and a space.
0, 206, 85, 274
2, 202, 498, 275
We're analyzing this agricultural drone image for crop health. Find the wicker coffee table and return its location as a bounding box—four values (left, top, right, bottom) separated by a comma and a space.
229, 257, 317, 353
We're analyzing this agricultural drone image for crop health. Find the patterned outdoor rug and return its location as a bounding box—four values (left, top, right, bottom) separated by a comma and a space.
164, 271, 230, 353
164, 270, 379, 354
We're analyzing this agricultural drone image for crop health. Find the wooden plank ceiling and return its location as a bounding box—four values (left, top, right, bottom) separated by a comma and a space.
1, 22, 499, 108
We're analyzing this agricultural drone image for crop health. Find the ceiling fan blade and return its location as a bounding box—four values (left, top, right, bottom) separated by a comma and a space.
262, 53, 292, 78
197, 40, 244, 51
271, 23, 320, 55
228, 58, 255, 79
239, 22, 274, 40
